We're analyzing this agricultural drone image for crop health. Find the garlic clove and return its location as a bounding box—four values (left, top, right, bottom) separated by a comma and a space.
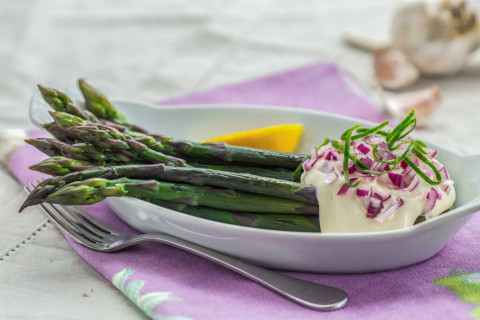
384, 85, 443, 127
373, 47, 420, 90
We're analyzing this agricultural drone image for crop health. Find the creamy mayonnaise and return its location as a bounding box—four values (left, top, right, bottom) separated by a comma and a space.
301, 144, 456, 233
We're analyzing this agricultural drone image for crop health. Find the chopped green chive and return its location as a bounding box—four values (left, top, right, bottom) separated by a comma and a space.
295, 109, 442, 187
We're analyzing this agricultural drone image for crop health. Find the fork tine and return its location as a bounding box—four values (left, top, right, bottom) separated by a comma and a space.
26, 183, 101, 249
33, 178, 118, 239
51, 204, 108, 242
31, 179, 107, 242
69, 205, 120, 236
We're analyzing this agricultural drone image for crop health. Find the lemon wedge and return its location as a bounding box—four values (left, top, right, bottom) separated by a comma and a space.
203, 124, 303, 153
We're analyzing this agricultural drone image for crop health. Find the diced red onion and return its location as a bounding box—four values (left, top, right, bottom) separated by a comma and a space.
359, 195, 371, 210
370, 197, 382, 207
348, 164, 357, 174
371, 162, 389, 172
310, 148, 318, 161
366, 196, 384, 218
377, 173, 392, 186
360, 157, 373, 169
302, 162, 309, 172
370, 162, 380, 171
337, 184, 350, 196
378, 141, 388, 149
319, 160, 334, 174
439, 167, 449, 181
372, 192, 384, 201
428, 150, 438, 158
377, 150, 396, 161
371, 186, 390, 201
359, 176, 376, 185
336, 178, 359, 196
357, 143, 370, 155
375, 198, 404, 223
402, 166, 416, 185
302, 148, 323, 172
400, 160, 408, 169
422, 147, 434, 156
356, 189, 369, 197
405, 176, 420, 191
355, 171, 373, 177
302, 160, 313, 172
388, 172, 406, 188
324, 172, 338, 185
437, 192, 442, 200
364, 135, 383, 145
325, 151, 338, 161
422, 187, 438, 215
317, 143, 331, 157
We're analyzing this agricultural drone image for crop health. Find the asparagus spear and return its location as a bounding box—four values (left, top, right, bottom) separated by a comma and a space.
25, 138, 62, 157
50, 112, 185, 166
47, 111, 170, 153
25, 138, 136, 164
146, 199, 320, 232
38, 85, 72, 112
21, 178, 318, 215
42, 122, 77, 143
29, 153, 293, 183
195, 164, 294, 180
38, 85, 99, 122
42, 81, 308, 169
39, 84, 147, 133
50, 110, 307, 169
24, 156, 302, 208
77, 79, 126, 122
160, 138, 307, 169
26, 162, 317, 204
29, 156, 94, 176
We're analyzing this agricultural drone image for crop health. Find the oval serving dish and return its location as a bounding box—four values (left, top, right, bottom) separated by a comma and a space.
30, 93, 480, 273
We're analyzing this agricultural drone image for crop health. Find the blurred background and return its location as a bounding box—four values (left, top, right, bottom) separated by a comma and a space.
1, 0, 479, 150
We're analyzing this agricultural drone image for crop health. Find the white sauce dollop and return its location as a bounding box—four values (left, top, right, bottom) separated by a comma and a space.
300, 142, 456, 233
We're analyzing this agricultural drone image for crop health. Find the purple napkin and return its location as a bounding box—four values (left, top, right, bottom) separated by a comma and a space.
10, 63, 480, 320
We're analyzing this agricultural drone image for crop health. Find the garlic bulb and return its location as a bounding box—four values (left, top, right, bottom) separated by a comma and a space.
391, 0, 480, 75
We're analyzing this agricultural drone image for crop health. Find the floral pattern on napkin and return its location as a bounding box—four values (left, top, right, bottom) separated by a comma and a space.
434, 269, 480, 319
112, 268, 191, 320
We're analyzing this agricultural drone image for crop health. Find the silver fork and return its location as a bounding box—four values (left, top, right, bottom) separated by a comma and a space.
26, 181, 348, 311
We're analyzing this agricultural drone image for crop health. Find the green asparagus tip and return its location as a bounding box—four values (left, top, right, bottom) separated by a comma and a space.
77, 78, 126, 122
29, 156, 94, 176
38, 85, 72, 112
50, 111, 87, 129
45, 178, 127, 205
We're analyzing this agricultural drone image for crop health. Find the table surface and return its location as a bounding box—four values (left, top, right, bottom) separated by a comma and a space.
1, 1, 479, 318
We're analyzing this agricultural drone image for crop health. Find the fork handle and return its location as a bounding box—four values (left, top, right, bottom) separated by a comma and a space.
126, 234, 348, 310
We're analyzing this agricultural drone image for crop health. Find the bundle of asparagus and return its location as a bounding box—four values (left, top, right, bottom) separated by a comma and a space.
22, 80, 319, 232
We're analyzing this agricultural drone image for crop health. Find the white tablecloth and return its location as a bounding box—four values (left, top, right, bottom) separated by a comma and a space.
1, 1, 479, 318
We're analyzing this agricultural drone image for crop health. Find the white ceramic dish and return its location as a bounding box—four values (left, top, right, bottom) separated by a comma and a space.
30, 91, 480, 273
